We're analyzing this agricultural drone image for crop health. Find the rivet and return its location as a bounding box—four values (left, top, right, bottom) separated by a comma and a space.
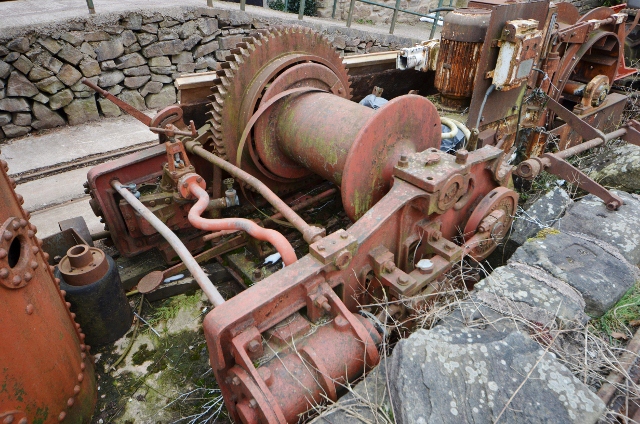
24, 211, 31, 220
249, 399, 257, 408
26, 304, 34, 315
0, 268, 8, 279
43, 252, 50, 261
247, 340, 261, 353
3, 414, 14, 423
18, 419, 27, 424
3, 231, 13, 240
66, 302, 71, 309
61, 290, 67, 297
80, 344, 86, 351
11, 221, 20, 231
340, 233, 348, 239
75, 322, 81, 329
74, 385, 81, 395
149, 200, 156, 207
29, 224, 36, 232
12, 275, 22, 286
27, 230, 34, 238
80, 352, 86, 360
36, 238, 43, 246
0, 248, 6, 259
58, 411, 66, 421
24, 272, 32, 282
71, 313, 76, 319
16, 194, 23, 204
67, 397, 74, 407
49, 265, 56, 272
19, 219, 27, 228
77, 373, 84, 382
232, 376, 240, 386
80, 362, 86, 371
31, 246, 39, 254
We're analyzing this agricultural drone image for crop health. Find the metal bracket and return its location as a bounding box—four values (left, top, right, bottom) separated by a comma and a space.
545, 96, 605, 142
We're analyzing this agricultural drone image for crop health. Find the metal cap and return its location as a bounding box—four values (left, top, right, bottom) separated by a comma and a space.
58, 244, 109, 286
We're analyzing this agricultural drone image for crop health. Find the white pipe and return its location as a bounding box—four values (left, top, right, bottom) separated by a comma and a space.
112, 180, 226, 307
449, 118, 471, 141
440, 117, 459, 140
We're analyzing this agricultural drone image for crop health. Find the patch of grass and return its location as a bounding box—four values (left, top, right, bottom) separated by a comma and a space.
527, 227, 560, 242
592, 280, 640, 337
355, 18, 375, 25
149, 293, 202, 326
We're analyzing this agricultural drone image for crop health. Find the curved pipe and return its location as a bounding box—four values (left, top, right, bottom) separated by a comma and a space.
440, 117, 459, 140
187, 181, 298, 266
111, 180, 226, 307
450, 118, 471, 141
185, 140, 324, 244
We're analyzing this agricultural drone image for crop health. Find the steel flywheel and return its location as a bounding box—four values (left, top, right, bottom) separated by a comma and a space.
205, 26, 352, 189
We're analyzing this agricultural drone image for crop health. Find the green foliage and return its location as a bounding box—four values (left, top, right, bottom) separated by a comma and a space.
355, 18, 375, 25
149, 293, 202, 326
592, 281, 640, 336
268, 0, 317, 16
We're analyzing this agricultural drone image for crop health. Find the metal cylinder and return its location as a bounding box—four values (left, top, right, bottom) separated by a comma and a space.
56, 245, 133, 346
0, 161, 96, 424
269, 93, 441, 220
435, 8, 491, 109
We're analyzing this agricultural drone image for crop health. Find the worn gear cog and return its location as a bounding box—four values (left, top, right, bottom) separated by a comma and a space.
205, 26, 352, 189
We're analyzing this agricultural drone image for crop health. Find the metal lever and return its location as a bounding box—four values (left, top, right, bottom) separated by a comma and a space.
82, 78, 152, 126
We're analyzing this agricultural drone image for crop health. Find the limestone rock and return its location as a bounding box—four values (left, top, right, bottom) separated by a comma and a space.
2, 124, 30, 138
159, 19, 179, 28
7, 37, 30, 53
198, 18, 218, 36
79, 59, 101, 77
171, 51, 193, 64
121, 30, 137, 47
589, 143, 640, 193
6, 71, 39, 97
137, 33, 158, 47
37, 52, 63, 73
100, 60, 118, 71
124, 43, 141, 55
142, 40, 185, 58
60, 32, 84, 47
57, 45, 84, 65
123, 65, 150, 76
108, 85, 124, 96
140, 81, 163, 96
0, 61, 11, 79
38, 37, 63, 54
12, 112, 31, 127
557, 190, 640, 265
63, 97, 99, 125
390, 327, 605, 424
70, 76, 97, 93
36, 76, 65, 94
183, 34, 203, 51
98, 71, 125, 88
57, 64, 83, 86
510, 187, 573, 247
84, 31, 110, 42
32, 101, 65, 129
149, 66, 173, 75
141, 24, 159, 34
177, 63, 195, 73
28, 66, 53, 81
0, 113, 11, 126
12, 55, 34, 75
510, 231, 639, 317
158, 28, 179, 41
0, 98, 29, 112
32, 93, 49, 104
97, 97, 122, 118
0, 46, 8, 56
473, 263, 589, 326
145, 85, 176, 109
124, 75, 151, 89
4, 52, 19, 63
217, 35, 243, 50
332, 35, 347, 50
80, 42, 98, 59
148, 56, 171, 67
95, 39, 125, 62
151, 74, 172, 83
117, 90, 146, 111
194, 41, 219, 59
116, 53, 146, 69
49, 89, 74, 110
123, 14, 143, 30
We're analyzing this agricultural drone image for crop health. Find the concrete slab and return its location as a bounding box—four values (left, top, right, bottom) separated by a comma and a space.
0, 112, 157, 175
29, 196, 103, 239
17, 166, 91, 213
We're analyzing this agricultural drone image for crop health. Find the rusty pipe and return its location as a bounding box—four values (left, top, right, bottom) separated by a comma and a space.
185, 140, 325, 244
187, 181, 298, 266
111, 180, 226, 306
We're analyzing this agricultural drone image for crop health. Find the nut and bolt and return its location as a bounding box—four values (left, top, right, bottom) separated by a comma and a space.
398, 154, 409, 168
249, 399, 258, 408
317, 244, 325, 251
248, 340, 261, 353
455, 149, 469, 164
232, 376, 240, 386
340, 232, 348, 239
397, 275, 410, 285
425, 152, 441, 166
253, 269, 262, 280
383, 260, 396, 273
430, 230, 442, 242
416, 259, 434, 274
149, 200, 156, 207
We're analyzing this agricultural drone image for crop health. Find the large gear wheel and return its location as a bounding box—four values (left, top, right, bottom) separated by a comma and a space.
205, 26, 352, 190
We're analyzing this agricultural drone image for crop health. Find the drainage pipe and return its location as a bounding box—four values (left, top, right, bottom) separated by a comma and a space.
187, 181, 298, 266
111, 180, 226, 306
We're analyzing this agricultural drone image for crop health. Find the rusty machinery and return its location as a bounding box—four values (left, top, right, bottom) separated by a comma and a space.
0, 160, 97, 423
80, 1, 640, 422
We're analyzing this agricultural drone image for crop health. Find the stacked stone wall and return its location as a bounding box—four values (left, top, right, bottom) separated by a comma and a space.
0, 6, 417, 141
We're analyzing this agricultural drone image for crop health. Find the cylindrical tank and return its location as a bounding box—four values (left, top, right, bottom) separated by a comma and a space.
0, 159, 96, 423
55, 244, 133, 346
435, 8, 492, 109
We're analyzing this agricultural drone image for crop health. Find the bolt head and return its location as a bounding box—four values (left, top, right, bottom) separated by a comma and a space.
397, 275, 410, 285
340, 232, 348, 239
249, 399, 258, 408
26, 304, 34, 315
3, 230, 13, 240
317, 244, 325, 251
248, 340, 261, 353
0, 268, 7, 279
232, 376, 240, 386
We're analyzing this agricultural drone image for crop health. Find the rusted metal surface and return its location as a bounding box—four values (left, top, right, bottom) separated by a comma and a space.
0, 159, 96, 423
435, 8, 491, 108
58, 244, 109, 286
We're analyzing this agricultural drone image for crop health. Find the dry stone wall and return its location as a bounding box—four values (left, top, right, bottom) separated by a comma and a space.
0, 6, 416, 141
